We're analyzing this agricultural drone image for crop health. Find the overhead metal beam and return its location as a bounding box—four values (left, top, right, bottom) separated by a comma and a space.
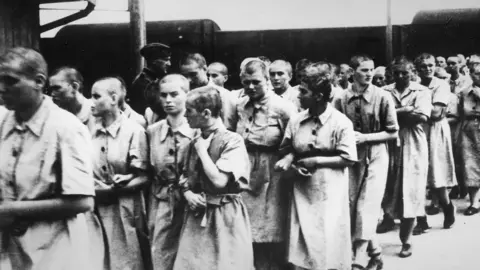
40, 0, 96, 33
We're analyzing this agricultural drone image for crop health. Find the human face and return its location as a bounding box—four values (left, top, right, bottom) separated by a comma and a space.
392, 64, 413, 90
151, 57, 171, 75
185, 99, 205, 129
446, 57, 460, 75
207, 66, 227, 87
353, 60, 374, 86
48, 73, 76, 109
298, 82, 322, 110
180, 62, 208, 89
295, 69, 307, 84
436, 57, 446, 68
470, 67, 480, 87
372, 74, 386, 87
90, 82, 115, 117
269, 64, 291, 90
0, 60, 40, 111
241, 70, 269, 101
417, 57, 436, 79
159, 82, 186, 116
339, 65, 351, 83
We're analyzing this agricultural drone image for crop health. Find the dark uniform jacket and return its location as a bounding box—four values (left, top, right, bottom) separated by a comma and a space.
129, 68, 158, 114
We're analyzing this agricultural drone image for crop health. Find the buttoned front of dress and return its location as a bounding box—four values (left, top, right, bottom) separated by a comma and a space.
280, 104, 357, 270
0, 97, 95, 270
147, 118, 196, 270
90, 115, 149, 270
383, 82, 431, 218
333, 84, 398, 241
424, 77, 457, 189
236, 90, 296, 244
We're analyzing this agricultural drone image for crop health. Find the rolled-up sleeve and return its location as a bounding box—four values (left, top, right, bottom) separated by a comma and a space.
215, 134, 250, 189
414, 89, 433, 118
335, 120, 358, 163
381, 93, 399, 132
129, 127, 149, 171
59, 123, 95, 196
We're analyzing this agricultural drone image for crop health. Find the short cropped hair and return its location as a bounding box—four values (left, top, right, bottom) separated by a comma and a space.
301, 62, 332, 99
391, 56, 414, 70
241, 59, 268, 79
0, 47, 47, 79
187, 85, 222, 118
180, 53, 207, 68
295, 59, 312, 72
414, 53, 435, 68
93, 76, 125, 99
159, 74, 190, 93
349, 54, 373, 70
50, 66, 84, 93
270, 60, 293, 77
208, 62, 228, 76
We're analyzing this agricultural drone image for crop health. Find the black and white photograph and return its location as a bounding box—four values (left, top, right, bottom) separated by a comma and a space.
0, 0, 479, 269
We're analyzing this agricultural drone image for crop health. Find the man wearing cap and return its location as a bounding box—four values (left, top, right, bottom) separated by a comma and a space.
130, 42, 171, 115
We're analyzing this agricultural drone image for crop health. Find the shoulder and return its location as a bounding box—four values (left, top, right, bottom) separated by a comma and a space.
50, 104, 90, 139
288, 110, 309, 126
216, 129, 244, 148
330, 108, 354, 129
269, 94, 296, 115
146, 119, 167, 134
382, 83, 396, 92
410, 82, 429, 92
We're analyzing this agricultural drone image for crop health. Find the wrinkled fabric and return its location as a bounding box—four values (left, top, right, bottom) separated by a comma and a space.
459, 85, 480, 187
0, 97, 95, 270
90, 116, 149, 270
383, 82, 431, 219
424, 77, 457, 188
236, 91, 296, 243
124, 104, 147, 128
173, 121, 253, 270
147, 118, 196, 270
333, 84, 398, 241
279, 105, 357, 270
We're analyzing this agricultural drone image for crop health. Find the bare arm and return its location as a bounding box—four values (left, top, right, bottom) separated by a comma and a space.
0, 196, 94, 220
197, 148, 230, 189
361, 131, 398, 144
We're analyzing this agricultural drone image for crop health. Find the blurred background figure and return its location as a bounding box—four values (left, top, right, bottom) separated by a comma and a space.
338, 63, 353, 90
207, 62, 229, 88
435, 67, 451, 81
436, 56, 447, 69
130, 42, 171, 114
372, 66, 387, 87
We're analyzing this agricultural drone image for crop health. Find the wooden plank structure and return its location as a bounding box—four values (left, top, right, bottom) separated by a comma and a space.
0, 0, 95, 55
0, 0, 40, 54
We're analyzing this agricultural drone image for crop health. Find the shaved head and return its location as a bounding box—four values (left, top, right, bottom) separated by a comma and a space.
270, 60, 293, 77
159, 74, 190, 93
208, 62, 228, 76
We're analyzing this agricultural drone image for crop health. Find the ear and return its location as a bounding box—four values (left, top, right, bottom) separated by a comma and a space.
202, 108, 212, 118
224, 75, 229, 82
110, 92, 119, 106
315, 92, 324, 102
71, 81, 81, 92
34, 74, 46, 92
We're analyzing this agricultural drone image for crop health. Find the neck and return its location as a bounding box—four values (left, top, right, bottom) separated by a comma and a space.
69, 94, 83, 115
167, 111, 185, 128
201, 118, 218, 138
340, 80, 349, 89
450, 72, 460, 81
309, 102, 327, 117
101, 109, 121, 128
273, 84, 290, 96
16, 95, 44, 122
396, 81, 410, 93
420, 76, 433, 87
353, 81, 369, 93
